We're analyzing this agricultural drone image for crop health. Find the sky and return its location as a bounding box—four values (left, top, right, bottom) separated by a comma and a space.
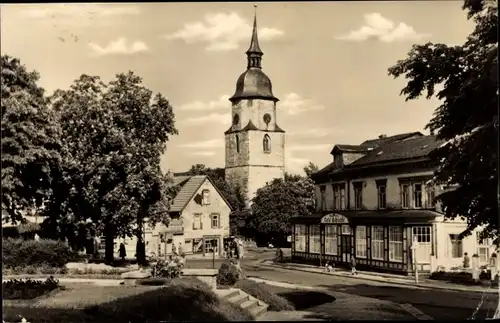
1, 2, 474, 175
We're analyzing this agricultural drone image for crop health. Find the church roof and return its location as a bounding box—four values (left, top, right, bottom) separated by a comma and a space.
229, 9, 278, 103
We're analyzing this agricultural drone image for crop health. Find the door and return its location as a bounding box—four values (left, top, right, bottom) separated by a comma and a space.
341, 235, 351, 263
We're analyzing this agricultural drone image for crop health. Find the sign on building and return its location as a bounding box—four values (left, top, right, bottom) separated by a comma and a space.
320, 213, 349, 224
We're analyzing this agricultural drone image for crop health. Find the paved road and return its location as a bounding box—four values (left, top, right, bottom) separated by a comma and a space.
242, 262, 499, 320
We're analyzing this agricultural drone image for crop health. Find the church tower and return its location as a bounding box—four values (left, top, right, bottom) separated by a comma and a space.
225, 7, 286, 205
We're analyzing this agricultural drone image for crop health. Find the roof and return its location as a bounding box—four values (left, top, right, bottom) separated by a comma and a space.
230, 68, 278, 103
225, 119, 286, 134
348, 135, 443, 167
360, 132, 423, 148
168, 175, 232, 212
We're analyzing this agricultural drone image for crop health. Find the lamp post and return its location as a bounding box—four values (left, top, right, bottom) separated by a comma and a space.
411, 236, 419, 285
211, 240, 216, 269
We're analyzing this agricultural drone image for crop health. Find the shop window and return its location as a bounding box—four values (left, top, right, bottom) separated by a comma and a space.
294, 224, 306, 252
308, 225, 321, 254
205, 239, 218, 253
371, 226, 384, 260
449, 234, 463, 258
192, 238, 203, 254
325, 225, 338, 255
389, 226, 403, 262
355, 226, 367, 258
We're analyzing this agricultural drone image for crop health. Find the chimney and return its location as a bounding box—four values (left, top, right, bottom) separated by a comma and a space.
379, 134, 387, 139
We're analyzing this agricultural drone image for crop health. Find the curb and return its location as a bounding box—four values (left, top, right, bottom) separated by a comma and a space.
260, 262, 498, 294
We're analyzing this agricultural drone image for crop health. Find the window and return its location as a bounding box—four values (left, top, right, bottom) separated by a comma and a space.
211, 213, 220, 229
320, 186, 326, 211
339, 186, 346, 210
332, 185, 339, 210
192, 238, 203, 254
413, 183, 423, 208
389, 226, 403, 262
377, 185, 386, 209
353, 183, 363, 210
401, 184, 410, 208
263, 134, 271, 153
193, 213, 202, 230
202, 190, 210, 205
294, 224, 306, 252
449, 234, 463, 258
309, 225, 321, 254
205, 239, 218, 253
413, 226, 432, 263
235, 135, 240, 153
371, 226, 384, 260
325, 225, 338, 255
356, 226, 367, 258
425, 186, 436, 208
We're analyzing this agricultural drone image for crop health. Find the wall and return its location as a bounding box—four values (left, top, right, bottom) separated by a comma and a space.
225, 132, 250, 168
231, 99, 277, 132
248, 131, 285, 167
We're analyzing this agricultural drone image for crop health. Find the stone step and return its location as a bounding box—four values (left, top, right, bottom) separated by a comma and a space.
249, 303, 268, 319
223, 289, 240, 300
241, 299, 260, 312
228, 293, 250, 306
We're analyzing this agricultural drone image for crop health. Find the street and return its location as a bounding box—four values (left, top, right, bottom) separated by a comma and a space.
235, 249, 498, 320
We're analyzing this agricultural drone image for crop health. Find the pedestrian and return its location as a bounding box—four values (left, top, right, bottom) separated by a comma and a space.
350, 255, 358, 275
119, 243, 127, 261
325, 261, 333, 273
463, 252, 470, 268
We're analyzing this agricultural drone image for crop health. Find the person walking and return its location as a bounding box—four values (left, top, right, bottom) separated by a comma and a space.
350, 255, 358, 275
119, 243, 127, 261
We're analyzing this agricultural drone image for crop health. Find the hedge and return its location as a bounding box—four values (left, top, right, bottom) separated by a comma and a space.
2, 238, 78, 268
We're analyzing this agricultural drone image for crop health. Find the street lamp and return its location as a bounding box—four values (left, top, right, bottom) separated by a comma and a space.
410, 236, 419, 284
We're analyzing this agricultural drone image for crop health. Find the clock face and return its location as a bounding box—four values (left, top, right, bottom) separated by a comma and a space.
263, 113, 271, 125
233, 114, 240, 125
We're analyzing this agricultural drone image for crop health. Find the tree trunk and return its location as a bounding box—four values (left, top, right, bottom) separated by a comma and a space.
104, 229, 115, 265
136, 215, 146, 266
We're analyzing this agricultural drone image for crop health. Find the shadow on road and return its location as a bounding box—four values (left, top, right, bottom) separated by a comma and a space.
277, 291, 336, 311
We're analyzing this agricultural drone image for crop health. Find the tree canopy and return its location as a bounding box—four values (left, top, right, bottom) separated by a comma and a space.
388, 0, 498, 243
250, 174, 315, 245
45, 72, 177, 262
303, 162, 319, 178
1, 55, 62, 224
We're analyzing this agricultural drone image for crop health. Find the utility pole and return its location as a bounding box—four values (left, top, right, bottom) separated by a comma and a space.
411, 236, 419, 285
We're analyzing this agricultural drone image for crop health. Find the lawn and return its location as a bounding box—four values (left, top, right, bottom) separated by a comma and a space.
3, 278, 253, 322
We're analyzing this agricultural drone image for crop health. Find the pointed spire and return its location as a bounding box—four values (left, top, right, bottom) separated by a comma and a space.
247, 4, 262, 54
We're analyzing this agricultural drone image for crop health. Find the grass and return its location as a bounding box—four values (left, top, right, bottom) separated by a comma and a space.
3, 277, 253, 322
234, 279, 295, 311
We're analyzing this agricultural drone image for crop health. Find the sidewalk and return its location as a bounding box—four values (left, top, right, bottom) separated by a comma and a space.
261, 260, 499, 294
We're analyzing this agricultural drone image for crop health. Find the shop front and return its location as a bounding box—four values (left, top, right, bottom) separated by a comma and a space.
291, 210, 440, 275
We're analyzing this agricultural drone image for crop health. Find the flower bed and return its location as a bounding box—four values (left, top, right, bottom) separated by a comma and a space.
3, 277, 60, 300
430, 271, 499, 286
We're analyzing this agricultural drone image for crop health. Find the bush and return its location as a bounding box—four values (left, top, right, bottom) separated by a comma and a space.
2, 238, 78, 268
3, 276, 60, 299
217, 262, 241, 287
152, 256, 184, 279
137, 278, 169, 286
429, 271, 483, 285
234, 279, 295, 311
3, 264, 69, 276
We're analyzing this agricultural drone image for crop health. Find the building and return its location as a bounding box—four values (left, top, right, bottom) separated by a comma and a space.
224, 11, 285, 204
114, 175, 232, 258
291, 132, 496, 275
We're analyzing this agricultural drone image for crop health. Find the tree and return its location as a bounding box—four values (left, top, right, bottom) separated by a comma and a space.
249, 174, 315, 246
1, 55, 61, 225
388, 0, 498, 244
303, 162, 319, 177
47, 72, 177, 263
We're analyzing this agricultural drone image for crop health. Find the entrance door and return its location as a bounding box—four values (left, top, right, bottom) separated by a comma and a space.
341, 235, 352, 263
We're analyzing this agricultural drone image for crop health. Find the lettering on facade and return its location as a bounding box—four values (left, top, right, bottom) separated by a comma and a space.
320, 213, 349, 224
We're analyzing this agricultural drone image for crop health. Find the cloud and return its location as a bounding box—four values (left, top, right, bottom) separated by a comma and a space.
335, 13, 431, 43
178, 95, 230, 111
289, 143, 332, 152
88, 38, 149, 56
165, 12, 284, 51
178, 139, 224, 149
280, 93, 325, 115
180, 113, 230, 126
20, 4, 140, 27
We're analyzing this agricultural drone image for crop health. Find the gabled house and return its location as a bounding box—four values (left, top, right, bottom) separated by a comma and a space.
291, 132, 496, 275
115, 175, 232, 258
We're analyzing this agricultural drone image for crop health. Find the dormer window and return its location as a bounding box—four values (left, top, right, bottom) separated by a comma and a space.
202, 189, 210, 205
